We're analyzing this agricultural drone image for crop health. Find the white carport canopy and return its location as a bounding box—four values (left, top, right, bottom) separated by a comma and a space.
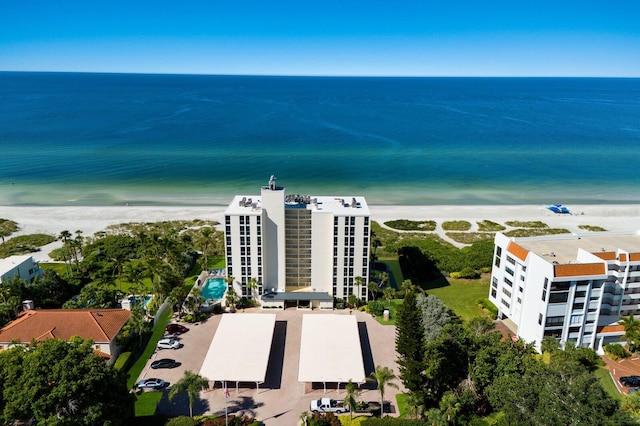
200, 313, 276, 390
298, 314, 366, 392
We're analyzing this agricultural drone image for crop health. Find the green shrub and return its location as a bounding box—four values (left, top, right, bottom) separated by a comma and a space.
604, 343, 629, 360
578, 224, 607, 232
113, 351, 132, 371
478, 298, 498, 318
458, 267, 481, 279
505, 220, 548, 228
367, 300, 386, 316
361, 417, 428, 425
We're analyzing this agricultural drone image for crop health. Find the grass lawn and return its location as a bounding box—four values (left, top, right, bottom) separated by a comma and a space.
134, 391, 164, 417
425, 277, 490, 321
594, 366, 621, 401
40, 262, 68, 276
378, 257, 404, 288
127, 307, 174, 391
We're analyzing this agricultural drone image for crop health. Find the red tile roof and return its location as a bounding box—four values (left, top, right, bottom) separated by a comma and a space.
507, 242, 529, 262
0, 309, 130, 344
593, 252, 616, 260
554, 263, 606, 277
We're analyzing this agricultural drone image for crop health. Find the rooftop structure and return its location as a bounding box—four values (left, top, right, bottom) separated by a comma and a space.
0, 309, 131, 362
489, 231, 640, 353
0, 255, 42, 284
298, 314, 366, 392
224, 177, 371, 307
199, 313, 276, 389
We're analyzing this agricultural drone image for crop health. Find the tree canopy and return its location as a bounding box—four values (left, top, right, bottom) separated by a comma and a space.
0, 337, 133, 425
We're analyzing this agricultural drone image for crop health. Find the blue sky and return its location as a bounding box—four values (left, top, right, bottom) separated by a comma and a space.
1, 1, 639, 76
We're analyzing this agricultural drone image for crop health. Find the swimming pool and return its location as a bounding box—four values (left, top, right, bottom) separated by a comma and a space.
202, 277, 226, 300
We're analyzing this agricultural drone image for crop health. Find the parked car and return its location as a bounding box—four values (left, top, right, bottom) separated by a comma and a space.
157, 338, 182, 350
136, 378, 166, 389
620, 376, 640, 387
150, 358, 181, 369
166, 324, 189, 334
629, 387, 639, 395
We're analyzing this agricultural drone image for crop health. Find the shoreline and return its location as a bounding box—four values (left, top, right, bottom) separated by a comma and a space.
3, 203, 639, 239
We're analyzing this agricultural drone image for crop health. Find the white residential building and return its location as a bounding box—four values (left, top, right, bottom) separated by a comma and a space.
0, 255, 42, 284
489, 231, 640, 353
224, 177, 371, 308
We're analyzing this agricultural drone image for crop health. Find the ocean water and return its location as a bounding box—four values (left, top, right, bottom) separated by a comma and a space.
1, 72, 639, 206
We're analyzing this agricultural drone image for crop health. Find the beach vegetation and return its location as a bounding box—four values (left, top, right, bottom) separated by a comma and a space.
384, 219, 436, 231
579, 224, 608, 232
441, 220, 472, 231
504, 220, 548, 228
0, 233, 56, 258
446, 232, 493, 244
477, 220, 506, 232
504, 227, 570, 238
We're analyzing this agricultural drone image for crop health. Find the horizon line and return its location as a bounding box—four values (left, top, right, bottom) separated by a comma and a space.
1, 70, 639, 79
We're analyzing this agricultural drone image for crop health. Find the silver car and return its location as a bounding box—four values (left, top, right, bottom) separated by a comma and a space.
156, 338, 181, 350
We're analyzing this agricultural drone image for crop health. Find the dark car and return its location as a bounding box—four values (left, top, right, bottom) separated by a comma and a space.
136, 378, 166, 390
150, 358, 181, 369
620, 376, 640, 387
166, 324, 189, 334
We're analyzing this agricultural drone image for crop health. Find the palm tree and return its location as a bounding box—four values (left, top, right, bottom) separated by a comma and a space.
343, 379, 361, 420
401, 279, 415, 295
168, 370, 209, 418
619, 313, 640, 352
378, 271, 390, 289
59, 230, 72, 277
247, 277, 259, 301
382, 286, 394, 309
404, 391, 425, 419
197, 227, 213, 271
367, 365, 398, 416
354, 276, 364, 301
368, 282, 378, 301
225, 287, 239, 312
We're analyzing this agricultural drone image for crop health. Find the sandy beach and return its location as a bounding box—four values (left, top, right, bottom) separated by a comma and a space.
2, 204, 639, 262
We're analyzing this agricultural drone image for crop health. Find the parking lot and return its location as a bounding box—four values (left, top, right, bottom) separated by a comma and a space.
137, 308, 403, 425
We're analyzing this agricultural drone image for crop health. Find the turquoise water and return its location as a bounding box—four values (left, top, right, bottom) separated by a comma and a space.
202, 277, 226, 300
1, 72, 639, 205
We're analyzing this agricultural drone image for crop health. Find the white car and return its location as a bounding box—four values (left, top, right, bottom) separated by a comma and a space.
157, 338, 181, 350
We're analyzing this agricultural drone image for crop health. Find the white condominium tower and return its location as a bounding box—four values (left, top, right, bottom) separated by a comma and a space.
489, 231, 640, 353
223, 177, 371, 308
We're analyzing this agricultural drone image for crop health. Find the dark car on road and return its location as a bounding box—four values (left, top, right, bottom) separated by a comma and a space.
166, 324, 189, 334
136, 378, 166, 390
150, 358, 181, 369
620, 376, 640, 387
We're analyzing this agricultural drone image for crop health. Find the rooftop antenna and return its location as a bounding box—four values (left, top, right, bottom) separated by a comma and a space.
269, 175, 276, 190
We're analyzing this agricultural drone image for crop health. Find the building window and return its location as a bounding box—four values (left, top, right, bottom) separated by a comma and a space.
545, 316, 564, 326
505, 266, 514, 276
491, 289, 497, 298
538, 313, 543, 325
225, 216, 230, 225
239, 216, 244, 225
256, 216, 261, 225
502, 288, 512, 297
501, 299, 510, 309
496, 246, 502, 257
492, 277, 498, 288
549, 292, 569, 304
504, 277, 513, 286
507, 256, 515, 265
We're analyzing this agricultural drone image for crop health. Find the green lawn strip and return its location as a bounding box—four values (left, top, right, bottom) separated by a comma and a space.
207, 255, 226, 270
127, 307, 173, 390
425, 277, 490, 322
594, 366, 621, 401
396, 393, 408, 417
378, 257, 404, 288
39, 262, 68, 276
134, 391, 164, 417
1, 234, 57, 258
338, 414, 369, 425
